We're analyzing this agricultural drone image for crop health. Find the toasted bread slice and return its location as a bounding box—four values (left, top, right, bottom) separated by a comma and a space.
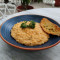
40, 18, 60, 36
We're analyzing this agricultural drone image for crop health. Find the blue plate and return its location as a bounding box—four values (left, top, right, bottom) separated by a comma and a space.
0, 15, 60, 50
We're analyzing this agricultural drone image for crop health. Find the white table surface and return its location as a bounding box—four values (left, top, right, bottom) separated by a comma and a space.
0, 8, 60, 60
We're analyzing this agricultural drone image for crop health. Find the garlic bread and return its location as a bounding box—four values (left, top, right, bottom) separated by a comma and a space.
40, 18, 60, 36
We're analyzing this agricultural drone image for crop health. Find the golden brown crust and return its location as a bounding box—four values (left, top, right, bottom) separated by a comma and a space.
40, 18, 60, 36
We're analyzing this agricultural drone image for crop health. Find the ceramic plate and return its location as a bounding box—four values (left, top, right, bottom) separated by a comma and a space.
0, 15, 60, 50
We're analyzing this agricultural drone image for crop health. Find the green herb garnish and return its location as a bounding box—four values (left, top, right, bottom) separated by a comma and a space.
29, 20, 35, 29
21, 23, 27, 28
20, 20, 35, 29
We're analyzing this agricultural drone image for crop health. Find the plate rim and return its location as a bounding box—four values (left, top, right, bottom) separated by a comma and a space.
0, 14, 60, 50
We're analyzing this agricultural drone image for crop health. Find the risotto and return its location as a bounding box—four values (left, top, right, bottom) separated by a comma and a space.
11, 21, 49, 46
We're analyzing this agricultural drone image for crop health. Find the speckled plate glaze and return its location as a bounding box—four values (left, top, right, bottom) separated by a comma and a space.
0, 15, 60, 50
